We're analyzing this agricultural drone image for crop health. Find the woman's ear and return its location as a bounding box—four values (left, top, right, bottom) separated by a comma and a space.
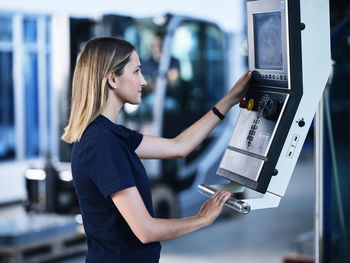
107, 73, 117, 89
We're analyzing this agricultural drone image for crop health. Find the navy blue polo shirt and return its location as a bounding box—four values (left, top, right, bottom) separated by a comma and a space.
71, 114, 161, 263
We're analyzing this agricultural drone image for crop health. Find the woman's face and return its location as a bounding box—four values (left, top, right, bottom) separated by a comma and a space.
115, 50, 147, 105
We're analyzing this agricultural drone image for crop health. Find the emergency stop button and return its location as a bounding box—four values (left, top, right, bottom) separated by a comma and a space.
239, 100, 248, 108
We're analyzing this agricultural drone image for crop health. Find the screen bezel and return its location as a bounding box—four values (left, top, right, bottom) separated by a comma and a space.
247, 0, 289, 88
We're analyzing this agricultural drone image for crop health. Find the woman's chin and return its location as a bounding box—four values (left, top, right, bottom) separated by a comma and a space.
130, 100, 141, 105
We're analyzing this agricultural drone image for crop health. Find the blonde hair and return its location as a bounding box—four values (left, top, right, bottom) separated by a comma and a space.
61, 37, 135, 143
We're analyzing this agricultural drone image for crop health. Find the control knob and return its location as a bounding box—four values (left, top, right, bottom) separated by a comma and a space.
262, 98, 281, 120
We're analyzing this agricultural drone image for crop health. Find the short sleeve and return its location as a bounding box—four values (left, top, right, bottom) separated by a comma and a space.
88, 133, 136, 198
126, 129, 143, 150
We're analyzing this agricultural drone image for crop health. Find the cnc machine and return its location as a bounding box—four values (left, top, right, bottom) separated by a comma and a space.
199, 0, 331, 213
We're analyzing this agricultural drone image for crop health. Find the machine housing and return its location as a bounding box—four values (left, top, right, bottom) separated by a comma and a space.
199, 0, 331, 213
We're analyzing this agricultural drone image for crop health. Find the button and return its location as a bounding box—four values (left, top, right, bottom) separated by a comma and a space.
272, 75, 275, 79
249, 130, 256, 136
280, 75, 283, 80
247, 98, 254, 111
239, 100, 248, 108
298, 119, 305, 127
269, 74, 272, 79
287, 146, 295, 158
291, 134, 299, 147
284, 75, 287, 80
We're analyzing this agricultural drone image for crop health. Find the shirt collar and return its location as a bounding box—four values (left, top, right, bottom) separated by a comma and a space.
94, 114, 129, 138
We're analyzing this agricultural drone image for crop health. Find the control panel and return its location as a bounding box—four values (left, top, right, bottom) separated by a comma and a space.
198, 0, 331, 213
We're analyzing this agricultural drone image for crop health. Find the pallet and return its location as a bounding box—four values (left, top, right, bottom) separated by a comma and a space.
0, 231, 87, 263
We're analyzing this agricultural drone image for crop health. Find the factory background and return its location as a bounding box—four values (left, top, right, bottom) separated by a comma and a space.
0, 0, 349, 262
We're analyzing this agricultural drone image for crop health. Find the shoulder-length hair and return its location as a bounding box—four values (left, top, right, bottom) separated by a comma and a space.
61, 37, 135, 143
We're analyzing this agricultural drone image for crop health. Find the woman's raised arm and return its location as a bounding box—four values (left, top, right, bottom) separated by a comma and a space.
135, 71, 252, 160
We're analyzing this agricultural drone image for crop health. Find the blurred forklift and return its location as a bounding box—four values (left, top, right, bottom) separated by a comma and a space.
26, 13, 244, 220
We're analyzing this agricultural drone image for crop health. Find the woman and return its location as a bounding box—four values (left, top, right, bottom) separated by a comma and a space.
62, 37, 252, 263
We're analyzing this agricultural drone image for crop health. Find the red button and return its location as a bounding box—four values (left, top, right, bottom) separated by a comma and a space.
239, 100, 248, 108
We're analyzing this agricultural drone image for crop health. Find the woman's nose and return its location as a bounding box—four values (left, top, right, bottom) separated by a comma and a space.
141, 73, 147, 86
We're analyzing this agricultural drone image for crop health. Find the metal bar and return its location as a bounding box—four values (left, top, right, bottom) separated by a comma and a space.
198, 184, 250, 214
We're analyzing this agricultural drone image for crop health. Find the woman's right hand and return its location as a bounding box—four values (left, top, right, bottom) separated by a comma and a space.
197, 190, 232, 226
226, 70, 252, 106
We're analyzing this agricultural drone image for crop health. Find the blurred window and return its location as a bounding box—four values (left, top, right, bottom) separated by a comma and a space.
0, 15, 15, 160
24, 52, 39, 157
0, 51, 15, 160
45, 18, 52, 153
23, 16, 39, 158
22, 15, 52, 158
0, 14, 52, 161
23, 17, 37, 44
45, 16, 51, 45
0, 16, 12, 41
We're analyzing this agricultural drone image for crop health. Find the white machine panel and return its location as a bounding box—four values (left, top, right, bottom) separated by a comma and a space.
199, 0, 331, 213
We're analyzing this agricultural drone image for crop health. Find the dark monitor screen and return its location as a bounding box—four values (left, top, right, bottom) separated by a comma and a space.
254, 12, 282, 70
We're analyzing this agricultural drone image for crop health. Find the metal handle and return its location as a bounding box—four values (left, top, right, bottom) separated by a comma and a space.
198, 184, 250, 214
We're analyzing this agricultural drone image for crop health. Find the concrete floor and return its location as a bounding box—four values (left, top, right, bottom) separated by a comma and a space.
59, 154, 315, 263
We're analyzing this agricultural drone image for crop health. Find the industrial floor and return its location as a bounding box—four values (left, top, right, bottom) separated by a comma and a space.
60, 153, 315, 263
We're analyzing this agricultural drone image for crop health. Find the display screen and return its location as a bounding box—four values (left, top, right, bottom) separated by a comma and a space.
254, 12, 283, 70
